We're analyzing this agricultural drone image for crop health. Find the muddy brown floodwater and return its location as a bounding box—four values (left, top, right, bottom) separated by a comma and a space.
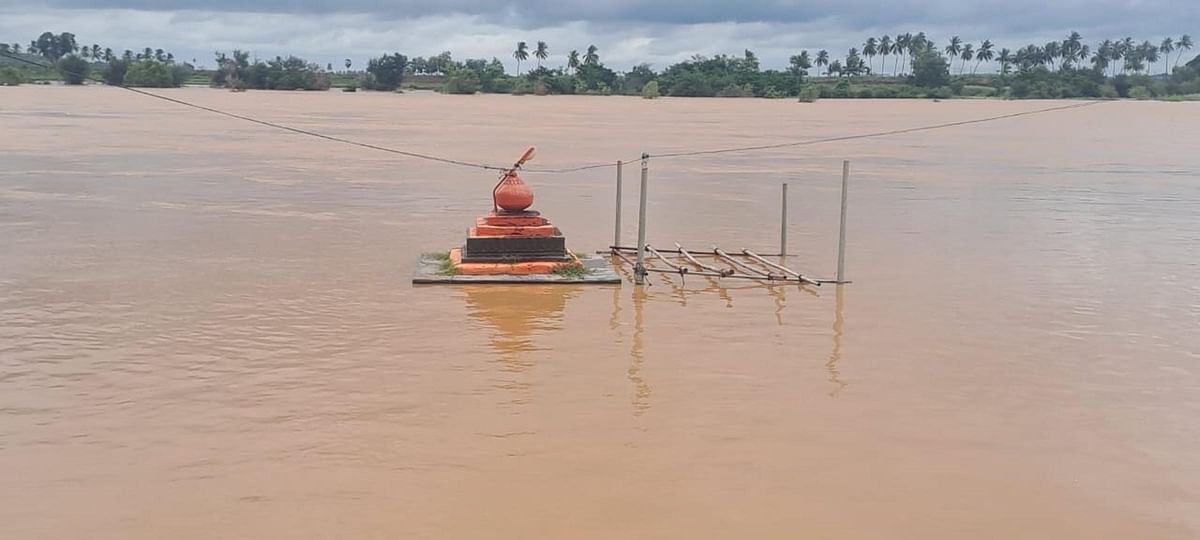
2, 86, 1199, 539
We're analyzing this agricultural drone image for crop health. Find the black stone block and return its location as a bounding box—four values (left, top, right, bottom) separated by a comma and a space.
462, 234, 571, 263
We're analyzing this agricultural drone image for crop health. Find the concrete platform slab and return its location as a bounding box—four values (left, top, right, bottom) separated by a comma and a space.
413, 252, 622, 285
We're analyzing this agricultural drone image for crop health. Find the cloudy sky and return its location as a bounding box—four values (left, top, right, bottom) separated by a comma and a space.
2, 0, 1197, 71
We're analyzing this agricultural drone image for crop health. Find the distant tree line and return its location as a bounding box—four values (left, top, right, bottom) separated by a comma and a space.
3, 30, 1198, 100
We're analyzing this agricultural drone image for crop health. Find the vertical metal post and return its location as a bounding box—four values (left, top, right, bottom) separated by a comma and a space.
780, 182, 788, 258
634, 154, 650, 285
836, 160, 850, 284
613, 160, 623, 248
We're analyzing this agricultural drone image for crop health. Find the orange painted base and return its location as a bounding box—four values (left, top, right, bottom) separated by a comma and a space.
481, 212, 547, 227
450, 248, 578, 276
471, 223, 560, 237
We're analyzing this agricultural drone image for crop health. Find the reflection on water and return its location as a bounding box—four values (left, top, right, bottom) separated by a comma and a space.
827, 285, 848, 397
460, 285, 581, 371
628, 287, 651, 415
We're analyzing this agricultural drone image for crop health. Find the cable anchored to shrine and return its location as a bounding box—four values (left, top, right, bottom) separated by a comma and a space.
2, 50, 1106, 175
522, 100, 1105, 173
0, 51, 509, 172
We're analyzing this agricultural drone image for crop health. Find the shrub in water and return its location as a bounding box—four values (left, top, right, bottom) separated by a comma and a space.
641, 80, 660, 99
1128, 86, 1152, 100
56, 54, 89, 85
0, 66, 24, 86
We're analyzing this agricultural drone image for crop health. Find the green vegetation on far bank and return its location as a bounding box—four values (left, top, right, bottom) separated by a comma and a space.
3, 29, 1199, 101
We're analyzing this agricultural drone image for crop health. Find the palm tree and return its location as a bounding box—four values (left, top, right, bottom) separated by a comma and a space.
1119, 37, 1135, 73
513, 41, 528, 74
879, 35, 892, 75
944, 35, 962, 65
789, 50, 812, 77
913, 32, 930, 53
828, 60, 843, 77
122, 49, 133, 62
1141, 41, 1159, 75
344, 58, 351, 71
80, 47, 91, 60
846, 48, 860, 76
959, 43, 974, 74
1043, 41, 1061, 70
1176, 35, 1193, 70
1107, 40, 1123, 76
91, 44, 100, 60
584, 44, 599, 65
1159, 37, 1174, 76
894, 33, 909, 75
1060, 32, 1083, 68
816, 49, 829, 76
863, 37, 877, 72
534, 41, 548, 68
1091, 49, 1109, 72
567, 50, 579, 73
103, 48, 113, 62
974, 40, 994, 73
997, 48, 1013, 75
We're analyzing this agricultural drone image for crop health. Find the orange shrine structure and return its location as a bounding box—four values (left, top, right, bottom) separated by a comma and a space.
448, 147, 579, 275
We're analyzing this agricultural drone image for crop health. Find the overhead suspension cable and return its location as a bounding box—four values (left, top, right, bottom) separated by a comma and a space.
3, 50, 1106, 176
0, 51, 509, 171
522, 100, 1105, 173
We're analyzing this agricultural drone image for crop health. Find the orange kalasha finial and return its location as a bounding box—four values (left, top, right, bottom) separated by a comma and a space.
493, 147, 537, 213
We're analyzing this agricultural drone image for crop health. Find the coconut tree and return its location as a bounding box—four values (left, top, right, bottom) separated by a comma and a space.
959, 43, 974, 74
91, 44, 101, 60
1091, 48, 1109, 72
1060, 32, 1083, 68
584, 44, 599, 65
863, 37, 877, 72
1159, 37, 1174, 76
567, 49, 579, 73
879, 35, 892, 75
534, 41, 548, 68
997, 48, 1013, 75
1043, 41, 1061, 70
1176, 35, 1193, 69
974, 40, 994, 73
815, 49, 829, 75
80, 47, 90, 60
513, 41, 528, 74
845, 48, 860, 76
344, 58, 352, 71
894, 33, 910, 75
103, 48, 113, 62
944, 35, 963, 65
1141, 41, 1159, 75
828, 60, 843, 77
1119, 37, 1135, 73
789, 50, 812, 78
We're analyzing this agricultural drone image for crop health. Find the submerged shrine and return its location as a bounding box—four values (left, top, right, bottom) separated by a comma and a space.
413, 147, 619, 284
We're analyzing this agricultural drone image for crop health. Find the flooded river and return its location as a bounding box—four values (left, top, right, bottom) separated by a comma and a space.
2, 87, 1198, 539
